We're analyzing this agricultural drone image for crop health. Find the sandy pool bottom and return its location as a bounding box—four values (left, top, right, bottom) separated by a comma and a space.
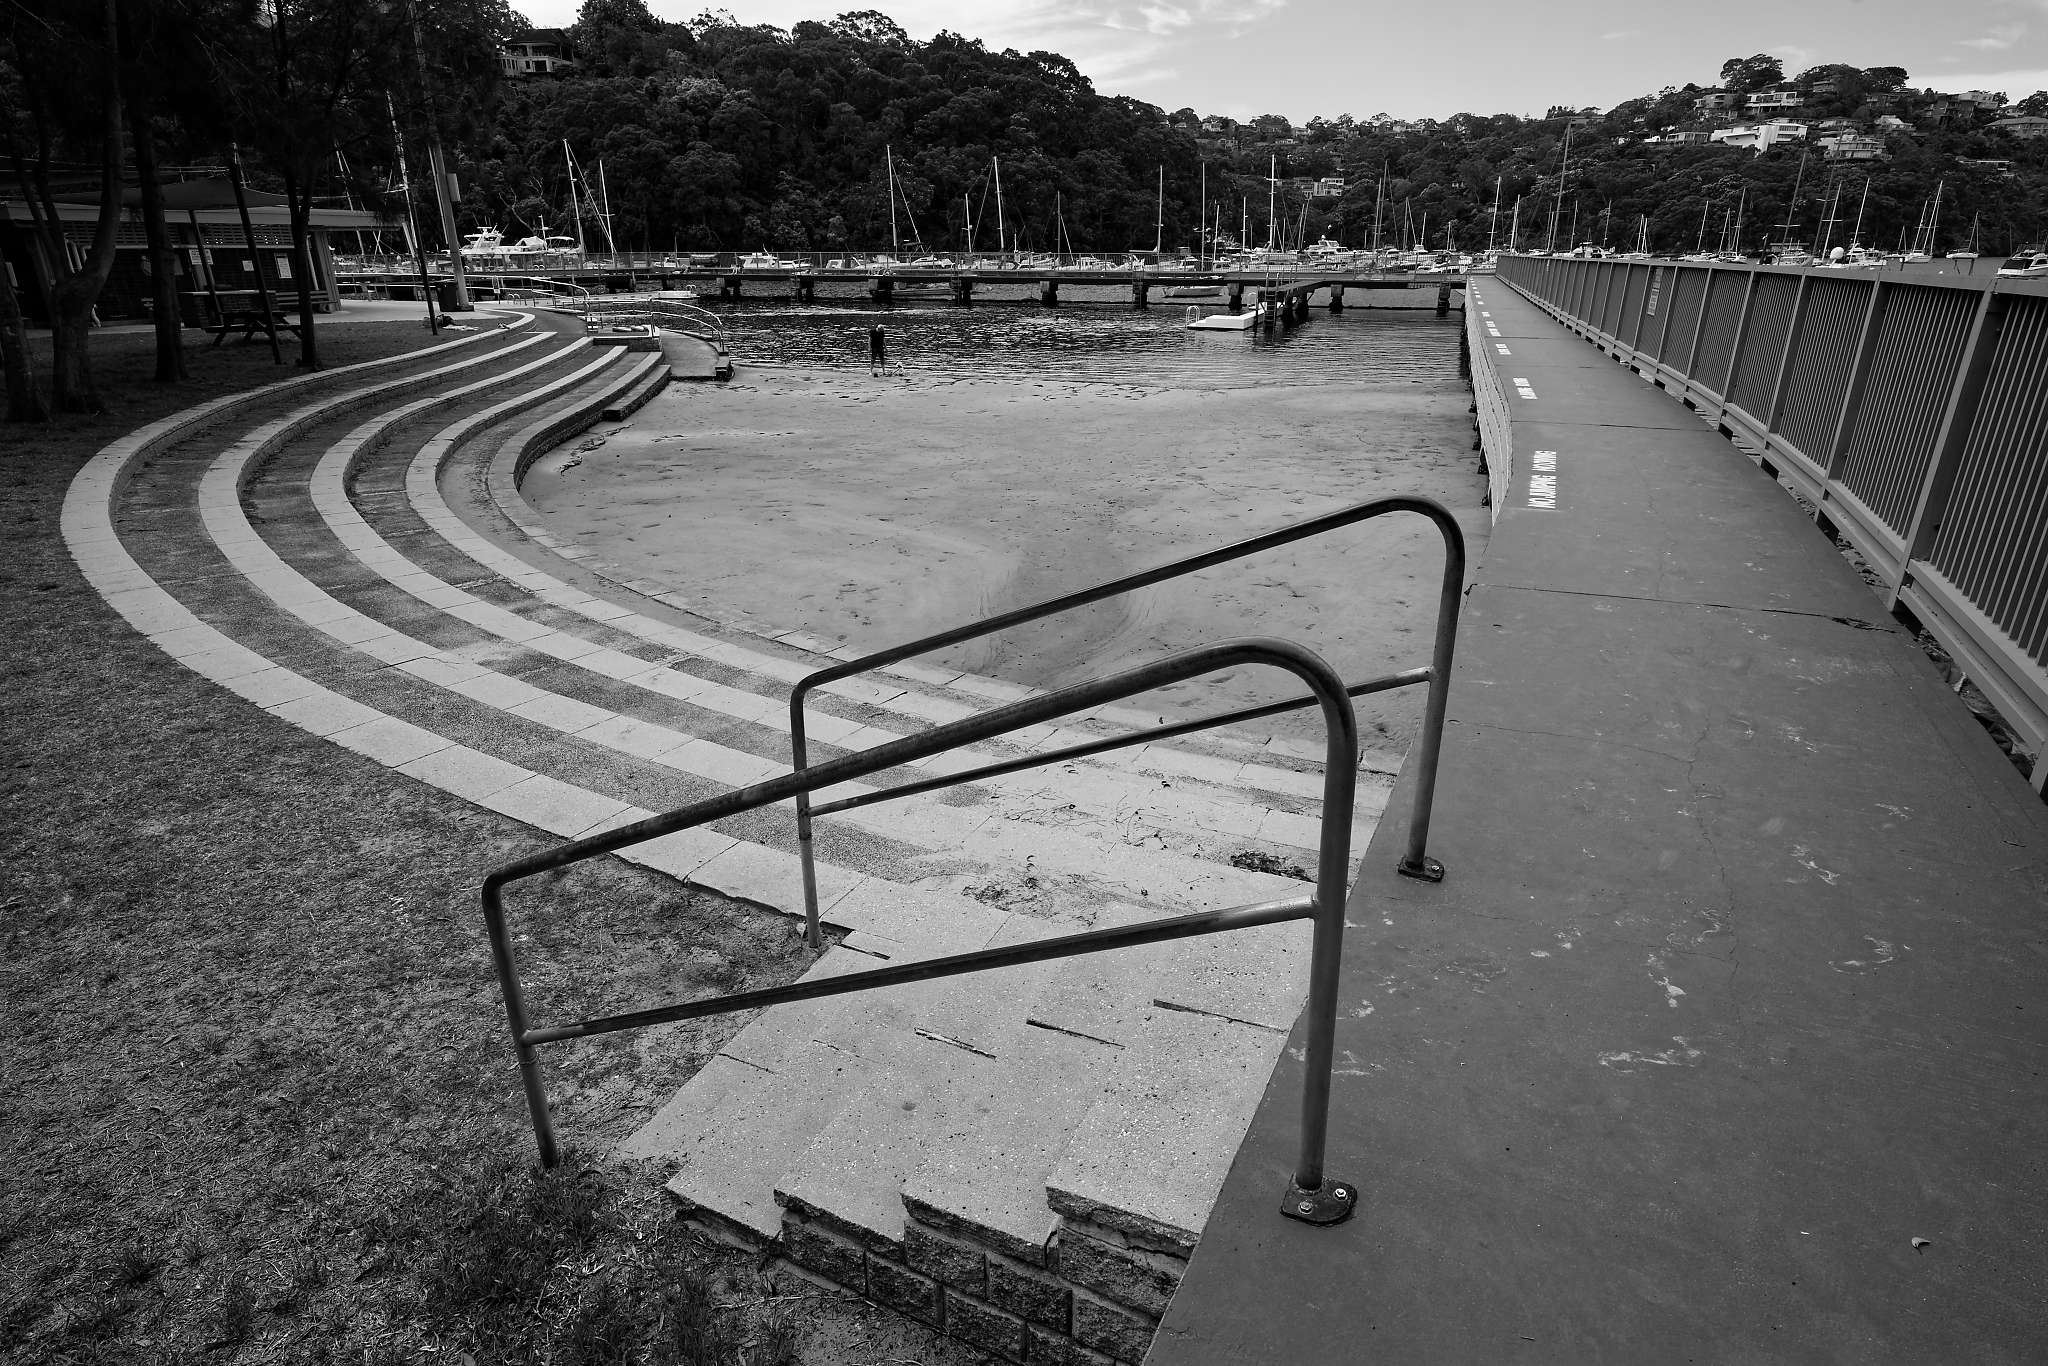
520, 367, 1488, 755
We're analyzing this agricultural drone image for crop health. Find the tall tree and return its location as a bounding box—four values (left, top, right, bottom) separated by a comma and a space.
5, 0, 125, 413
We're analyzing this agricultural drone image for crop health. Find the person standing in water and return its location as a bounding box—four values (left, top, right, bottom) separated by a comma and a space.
869, 324, 886, 374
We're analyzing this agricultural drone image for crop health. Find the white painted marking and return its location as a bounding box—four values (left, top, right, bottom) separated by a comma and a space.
1495, 342, 1512, 355
1512, 376, 1538, 399
1525, 449, 1558, 509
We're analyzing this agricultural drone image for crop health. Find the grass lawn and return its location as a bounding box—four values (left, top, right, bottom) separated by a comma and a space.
1, 326, 987, 1364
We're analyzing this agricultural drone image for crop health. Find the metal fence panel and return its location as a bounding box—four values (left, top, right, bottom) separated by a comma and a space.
1729, 273, 1800, 417
1838, 284, 1978, 537
1928, 293, 2048, 666
1775, 277, 1870, 463
1620, 265, 1650, 350
1599, 263, 1627, 335
1660, 267, 1708, 370
1692, 270, 1747, 392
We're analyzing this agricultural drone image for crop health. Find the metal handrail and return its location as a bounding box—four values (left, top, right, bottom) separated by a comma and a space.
483, 637, 1367, 1226
581, 295, 728, 343
789, 494, 1466, 950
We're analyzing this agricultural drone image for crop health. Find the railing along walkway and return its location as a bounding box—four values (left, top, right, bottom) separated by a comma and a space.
1148, 274, 2048, 1364
483, 496, 1468, 1230
1498, 253, 2048, 790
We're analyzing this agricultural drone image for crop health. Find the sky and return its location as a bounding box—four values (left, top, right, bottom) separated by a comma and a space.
513, 0, 2048, 123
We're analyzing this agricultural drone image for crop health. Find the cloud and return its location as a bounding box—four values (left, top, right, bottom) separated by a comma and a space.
1599, 28, 1642, 40
1958, 22, 2027, 49
1922, 63, 2048, 97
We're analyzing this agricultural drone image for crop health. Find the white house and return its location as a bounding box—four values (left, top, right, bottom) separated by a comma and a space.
1710, 121, 1808, 153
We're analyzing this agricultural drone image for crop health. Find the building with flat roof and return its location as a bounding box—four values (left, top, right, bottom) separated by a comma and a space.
0, 178, 393, 327
1990, 114, 2048, 139
1820, 134, 1889, 162
500, 29, 575, 77
1710, 121, 1808, 153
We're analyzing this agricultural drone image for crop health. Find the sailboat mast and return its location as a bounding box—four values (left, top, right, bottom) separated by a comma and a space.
886, 145, 900, 256
1154, 165, 1164, 255
1549, 125, 1571, 251
597, 158, 616, 255
964, 192, 973, 255
993, 156, 1005, 256
1199, 161, 1206, 264
1509, 195, 1520, 252
563, 141, 586, 256
1851, 176, 1870, 247
1488, 175, 1502, 254
1253, 154, 1269, 253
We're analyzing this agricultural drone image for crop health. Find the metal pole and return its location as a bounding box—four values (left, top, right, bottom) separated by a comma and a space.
1284, 635, 1360, 1220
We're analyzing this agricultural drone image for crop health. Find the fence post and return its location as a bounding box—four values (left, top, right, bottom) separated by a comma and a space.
1823, 278, 1891, 480
1890, 284, 2008, 607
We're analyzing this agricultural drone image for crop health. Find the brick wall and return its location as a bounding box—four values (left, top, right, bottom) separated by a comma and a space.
772, 1199, 1192, 1365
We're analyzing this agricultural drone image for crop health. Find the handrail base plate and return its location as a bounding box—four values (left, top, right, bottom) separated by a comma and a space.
1397, 855, 1446, 883
1282, 1177, 1359, 1226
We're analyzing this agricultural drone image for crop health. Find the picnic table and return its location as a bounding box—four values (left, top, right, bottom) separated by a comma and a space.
198, 290, 328, 346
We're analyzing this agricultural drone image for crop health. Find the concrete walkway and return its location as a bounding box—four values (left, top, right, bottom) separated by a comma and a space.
1150, 277, 2048, 1362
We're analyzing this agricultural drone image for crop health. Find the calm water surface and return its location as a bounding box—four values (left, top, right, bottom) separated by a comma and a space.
698, 280, 1467, 389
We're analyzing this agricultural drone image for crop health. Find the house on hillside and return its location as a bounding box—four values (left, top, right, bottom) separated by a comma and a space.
1819, 134, 1889, 162
1710, 121, 1808, 153
500, 30, 576, 78
1643, 130, 1713, 147
1926, 90, 2000, 123
1990, 114, 2048, 139
1747, 88, 1803, 114
1694, 89, 1740, 113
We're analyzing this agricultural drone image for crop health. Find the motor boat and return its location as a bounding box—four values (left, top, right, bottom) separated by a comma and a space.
1185, 302, 1267, 330
1996, 252, 2048, 278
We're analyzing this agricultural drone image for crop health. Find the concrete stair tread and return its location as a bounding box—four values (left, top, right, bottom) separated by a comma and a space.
600, 362, 670, 421
1044, 1006, 1293, 1255
901, 1023, 1122, 1267
622, 1048, 867, 1241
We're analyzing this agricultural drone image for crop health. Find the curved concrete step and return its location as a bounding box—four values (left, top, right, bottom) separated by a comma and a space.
67, 320, 1386, 1366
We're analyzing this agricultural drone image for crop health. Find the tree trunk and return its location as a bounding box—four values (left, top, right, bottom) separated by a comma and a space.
0, 265, 50, 423
283, 165, 321, 370
129, 108, 186, 383
43, 0, 126, 414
